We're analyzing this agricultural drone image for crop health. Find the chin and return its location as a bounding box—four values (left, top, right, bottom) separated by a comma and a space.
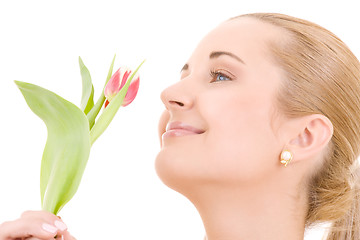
155, 149, 203, 196
155, 150, 183, 191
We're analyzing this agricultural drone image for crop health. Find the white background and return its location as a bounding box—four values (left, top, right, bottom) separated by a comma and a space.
0, 0, 359, 239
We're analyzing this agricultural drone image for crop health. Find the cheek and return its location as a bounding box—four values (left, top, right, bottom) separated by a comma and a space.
198, 89, 281, 181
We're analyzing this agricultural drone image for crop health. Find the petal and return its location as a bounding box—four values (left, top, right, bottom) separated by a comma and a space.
104, 69, 121, 101
104, 99, 110, 108
122, 75, 140, 107
119, 68, 132, 89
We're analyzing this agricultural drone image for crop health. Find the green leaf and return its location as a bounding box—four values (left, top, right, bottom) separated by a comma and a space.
90, 60, 145, 145
15, 81, 91, 215
79, 57, 94, 115
87, 54, 116, 129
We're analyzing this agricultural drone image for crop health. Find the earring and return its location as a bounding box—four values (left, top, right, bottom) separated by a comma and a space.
280, 150, 293, 167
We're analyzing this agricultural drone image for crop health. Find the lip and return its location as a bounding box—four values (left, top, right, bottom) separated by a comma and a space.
162, 121, 205, 138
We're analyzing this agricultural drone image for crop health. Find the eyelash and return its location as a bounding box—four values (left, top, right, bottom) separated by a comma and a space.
209, 70, 233, 83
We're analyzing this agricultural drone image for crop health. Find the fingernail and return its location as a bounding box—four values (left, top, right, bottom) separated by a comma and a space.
42, 223, 58, 234
54, 220, 67, 231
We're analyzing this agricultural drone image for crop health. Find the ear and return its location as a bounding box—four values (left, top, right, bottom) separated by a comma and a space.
286, 114, 333, 163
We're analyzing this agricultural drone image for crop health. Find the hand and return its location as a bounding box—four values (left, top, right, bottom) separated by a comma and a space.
0, 210, 76, 240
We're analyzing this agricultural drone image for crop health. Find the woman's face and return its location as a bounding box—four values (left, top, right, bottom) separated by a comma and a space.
156, 18, 288, 193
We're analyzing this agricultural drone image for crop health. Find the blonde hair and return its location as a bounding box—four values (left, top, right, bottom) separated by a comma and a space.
233, 13, 360, 239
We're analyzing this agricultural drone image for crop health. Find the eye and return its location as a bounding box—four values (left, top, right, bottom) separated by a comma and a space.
210, 70, 233, 83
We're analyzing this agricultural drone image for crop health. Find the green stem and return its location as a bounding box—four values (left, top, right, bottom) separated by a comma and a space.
87, 54, 116, 129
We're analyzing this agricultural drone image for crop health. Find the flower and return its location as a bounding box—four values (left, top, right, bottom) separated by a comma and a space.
15, 56, 144, 215
104, 67, 140, 108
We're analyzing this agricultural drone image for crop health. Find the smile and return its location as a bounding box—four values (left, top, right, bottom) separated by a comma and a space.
162, 121, 205, 138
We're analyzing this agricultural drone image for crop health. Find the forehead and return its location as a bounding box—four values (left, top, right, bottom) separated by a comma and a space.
190, 17, 285, 65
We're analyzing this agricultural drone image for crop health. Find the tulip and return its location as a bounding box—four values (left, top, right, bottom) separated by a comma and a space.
14, 56, 144, 215
104, 67, 140, 108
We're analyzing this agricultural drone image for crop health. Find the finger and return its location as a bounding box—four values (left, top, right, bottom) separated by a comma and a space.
25, 238, 49, 240
0, 218, 58, 239
21, 210, 60, 223
21, 211, 68, 236
26, 238, 56, 240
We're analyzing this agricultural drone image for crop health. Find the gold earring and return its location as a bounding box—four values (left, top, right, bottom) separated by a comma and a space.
280, 150, 293, 167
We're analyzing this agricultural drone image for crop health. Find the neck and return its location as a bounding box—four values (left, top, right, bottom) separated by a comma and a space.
187, 180, 307, 240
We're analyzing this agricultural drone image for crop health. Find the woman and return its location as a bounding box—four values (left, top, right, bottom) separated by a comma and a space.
1, 13, 359, 240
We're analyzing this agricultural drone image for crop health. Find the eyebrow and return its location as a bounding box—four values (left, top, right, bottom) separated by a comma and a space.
209, 51, 245, 64
180, 51, 245, 73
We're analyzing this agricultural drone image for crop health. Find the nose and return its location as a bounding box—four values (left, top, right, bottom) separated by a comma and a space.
160, 81, 194, 111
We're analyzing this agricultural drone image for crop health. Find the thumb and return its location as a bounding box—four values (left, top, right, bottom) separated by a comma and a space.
61, 231, 77, 240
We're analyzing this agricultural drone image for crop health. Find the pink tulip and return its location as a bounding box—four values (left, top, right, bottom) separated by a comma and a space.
104, 67, 140, 108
